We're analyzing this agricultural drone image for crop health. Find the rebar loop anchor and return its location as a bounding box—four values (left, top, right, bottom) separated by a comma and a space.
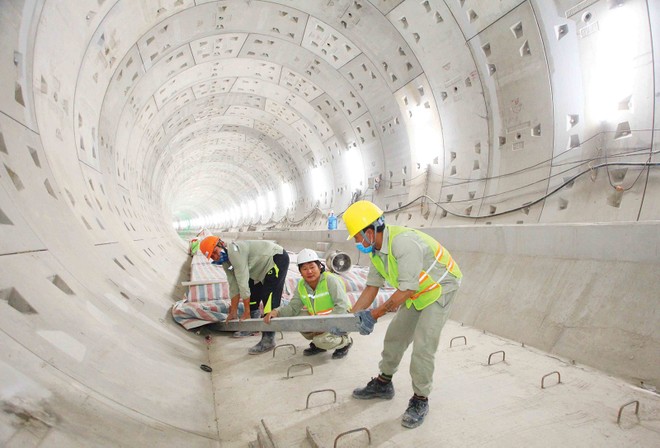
273, 343, 296, 358
286, 363, 313, 379
306, 389, 337, 409
541, 371, 561, 389
449, 336, 467, 348
487, 350, 506, 365
617, 400, 640, 425
334, 427, 371, 447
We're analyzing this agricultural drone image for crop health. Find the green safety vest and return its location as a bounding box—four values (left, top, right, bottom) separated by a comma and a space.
297, 272, 346, 315
369, 225, 462, 310
189, 239, 200, 254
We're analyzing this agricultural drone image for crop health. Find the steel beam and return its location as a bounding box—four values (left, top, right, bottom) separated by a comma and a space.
210, 314, 360, 333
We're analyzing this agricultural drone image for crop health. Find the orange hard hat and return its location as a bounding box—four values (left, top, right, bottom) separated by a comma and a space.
199, 236, 220, 259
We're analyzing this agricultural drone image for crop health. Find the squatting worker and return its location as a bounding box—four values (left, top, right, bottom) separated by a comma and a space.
264, 249, 353, 359
342, 200, 462, 429
199, 236, 289, 355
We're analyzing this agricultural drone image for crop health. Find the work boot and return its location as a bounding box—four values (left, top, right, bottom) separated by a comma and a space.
248, 331, 276, 355
331, 337, 353, 359
232, 309, 261, 338
401, 396, 429, 429
303, 342, 327, 356
352, 377, 394, 400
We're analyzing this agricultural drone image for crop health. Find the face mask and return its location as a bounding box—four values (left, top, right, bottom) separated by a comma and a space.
212, 250, 229, 265
356, 243, 373, 254
356, 231, 374, 254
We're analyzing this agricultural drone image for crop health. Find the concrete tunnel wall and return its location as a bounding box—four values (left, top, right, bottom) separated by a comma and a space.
0, 0, 659, 445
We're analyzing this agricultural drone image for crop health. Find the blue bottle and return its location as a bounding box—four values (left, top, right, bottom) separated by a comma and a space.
327, 211, 337, 230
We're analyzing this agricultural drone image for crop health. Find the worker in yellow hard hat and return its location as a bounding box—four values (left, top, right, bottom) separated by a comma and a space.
342, 200, 463, 429
199, 235, 290, 355
264, 248, 353, 359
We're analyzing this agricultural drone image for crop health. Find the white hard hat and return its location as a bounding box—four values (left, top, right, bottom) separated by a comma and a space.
297, 248, 320, 265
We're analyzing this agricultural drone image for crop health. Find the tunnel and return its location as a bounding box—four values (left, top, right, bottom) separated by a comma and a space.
0, 0, 659, 446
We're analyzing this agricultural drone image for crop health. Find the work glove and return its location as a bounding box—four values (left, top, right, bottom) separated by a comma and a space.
355, 310, 377, 335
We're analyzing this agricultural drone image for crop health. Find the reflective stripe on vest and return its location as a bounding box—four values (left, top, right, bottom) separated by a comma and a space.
369, 225, 462, 310
297, 272, 342, 315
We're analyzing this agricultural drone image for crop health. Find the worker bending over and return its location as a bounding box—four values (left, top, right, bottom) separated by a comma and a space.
199, 236, 289, 355
264, 249, 353, 359
343, 200, 463, 429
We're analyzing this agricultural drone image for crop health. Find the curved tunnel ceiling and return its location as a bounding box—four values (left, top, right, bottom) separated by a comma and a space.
15, 0, 656, 237
0, 1, 659, 445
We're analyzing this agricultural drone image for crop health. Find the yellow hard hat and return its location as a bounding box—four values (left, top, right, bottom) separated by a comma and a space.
342, 200, 384, 239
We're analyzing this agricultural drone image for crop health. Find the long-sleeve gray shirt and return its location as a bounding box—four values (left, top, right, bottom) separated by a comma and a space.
222, 240, 284, 299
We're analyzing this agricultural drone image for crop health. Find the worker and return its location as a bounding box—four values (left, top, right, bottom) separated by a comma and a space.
342, 200, 462, 429
263, 249, 353, 359
199, 235, 290, 354
188, 237, 200, 256
189, 229, 210, 256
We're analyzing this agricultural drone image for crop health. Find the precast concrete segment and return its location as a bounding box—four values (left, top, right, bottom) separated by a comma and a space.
211, 314, 361, 333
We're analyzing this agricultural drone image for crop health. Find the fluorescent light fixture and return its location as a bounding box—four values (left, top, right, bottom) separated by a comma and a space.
344, 145, 364, 190
410, 105, 440, 166
240, 203, 248, 223
588, 6, 636, 122
311, 166, 328, 200
256, 196, 265, 220
281, 182, 294, 208
211, 212, 222, 227
247, 199, 257, 221
231, 206, 240, 226
267, 190, 276, 215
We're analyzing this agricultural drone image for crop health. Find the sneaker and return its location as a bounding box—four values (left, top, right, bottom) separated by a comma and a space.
331, 338, 353, 359
352, 377, 394, 400
232, 330, 258, 338
401, 396, 429, 428
303, 343, 327, 356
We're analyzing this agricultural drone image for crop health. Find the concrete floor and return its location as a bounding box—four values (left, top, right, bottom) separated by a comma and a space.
206, 315, 660, 447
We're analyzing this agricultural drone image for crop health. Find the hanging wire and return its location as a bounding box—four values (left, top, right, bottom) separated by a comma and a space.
252, 148, 658, 229
605, 152, 654, 192
436, 150, 659, 205
433, 146, 656, 187
384, 161, 660, 219
322, 161, 657, 223
266, 205, 324, 227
